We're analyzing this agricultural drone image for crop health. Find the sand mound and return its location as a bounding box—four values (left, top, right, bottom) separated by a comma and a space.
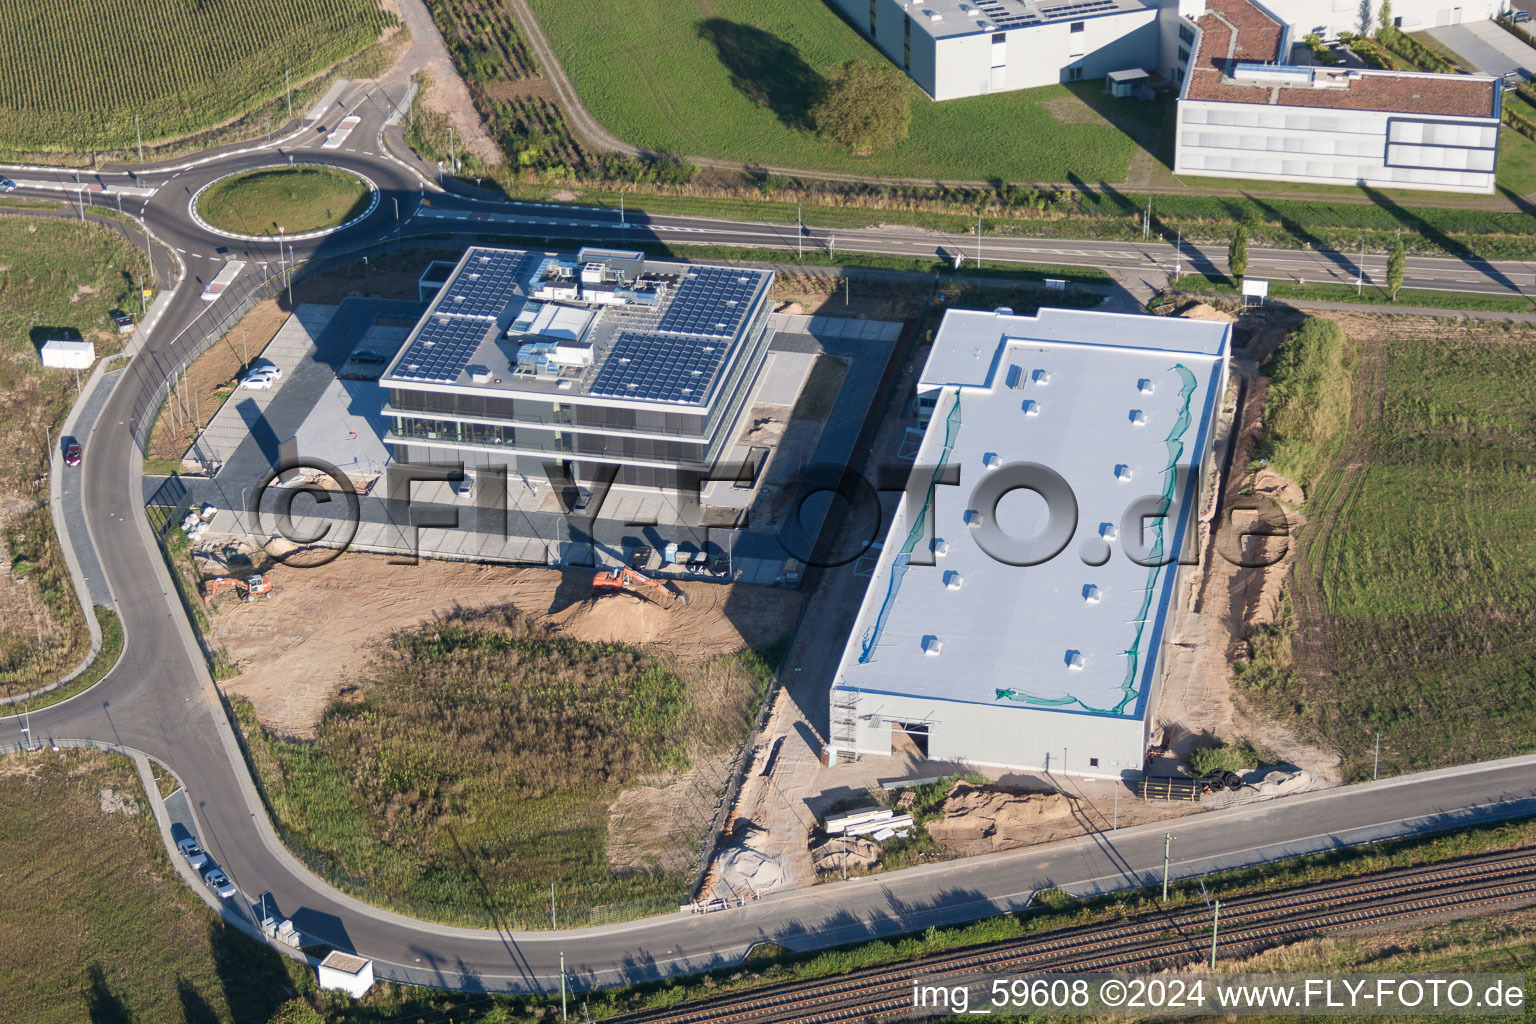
926, 782, 1079, 852
1253, 467, 1304, 508
715, 843, 789, 894
811, 836, 881, 875
1177, 302, 1238, 323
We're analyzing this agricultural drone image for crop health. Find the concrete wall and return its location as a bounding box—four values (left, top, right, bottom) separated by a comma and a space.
832, 687, 1147, 778
1174, 99, 1500, 192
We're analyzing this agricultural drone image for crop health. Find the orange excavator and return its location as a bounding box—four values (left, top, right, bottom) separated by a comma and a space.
203, 574, 274, 604
592, 565, 689, 607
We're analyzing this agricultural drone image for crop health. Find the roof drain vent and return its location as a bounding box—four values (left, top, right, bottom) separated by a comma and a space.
1065, 650, 1085, 670
1129, 409, 1147, 427
944, 570, 964, 589
982, 452, 1001, 470
1138, 378, 1155, 395
1022, 399, 1040, 417
922, 635, 944, 656
1032, 369, 1051, 386
1114, 464, 1133, 482
1082, 584, 1101, 603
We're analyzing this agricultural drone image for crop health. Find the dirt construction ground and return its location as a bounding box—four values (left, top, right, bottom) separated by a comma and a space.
203, 552, 800, 737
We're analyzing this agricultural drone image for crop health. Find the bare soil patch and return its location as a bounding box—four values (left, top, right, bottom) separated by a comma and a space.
204, 552, 799, 737
773, 269, 930, 321
480, 78, 556, 103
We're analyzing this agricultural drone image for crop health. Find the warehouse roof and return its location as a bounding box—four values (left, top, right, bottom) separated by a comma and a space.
905, 0, 1154, 40
833, 307, 1230, 720
1184, 0, 1498, 117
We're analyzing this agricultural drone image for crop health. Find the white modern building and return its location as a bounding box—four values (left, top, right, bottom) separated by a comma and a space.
830, 0, 1504, 102
1174, 0, 1502, 192
827, 307, 1231, 777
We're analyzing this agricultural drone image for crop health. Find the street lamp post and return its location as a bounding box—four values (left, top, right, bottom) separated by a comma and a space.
1162, 833, 1174, 902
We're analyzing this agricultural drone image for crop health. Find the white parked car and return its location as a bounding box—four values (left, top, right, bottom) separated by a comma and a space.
203, 867, 237, 899
238, 373, 276, 391
176, 837, 208, 869
247, 361, 282, 379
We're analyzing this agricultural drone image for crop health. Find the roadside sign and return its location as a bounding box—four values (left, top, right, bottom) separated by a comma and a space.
1241, 278, 1269, 298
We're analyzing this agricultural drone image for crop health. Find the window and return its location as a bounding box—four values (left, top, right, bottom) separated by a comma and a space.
904, 14, 911, 68
869, 0, 877, 33
1070, 20, 1085, 31
992, 31, 1006, 43
1089, 757, 1100, 767
1068, 66, 1083, 80
1179, 23, 1195, 43
1178, 46, 1190, 63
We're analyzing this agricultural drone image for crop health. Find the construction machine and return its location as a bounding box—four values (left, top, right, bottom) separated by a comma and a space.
203, 574, 274, 604
592, 565, 689, 607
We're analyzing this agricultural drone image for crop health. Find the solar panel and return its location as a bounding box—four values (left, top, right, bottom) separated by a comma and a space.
656, 267, 764, 339
437, 250, 535, 318
587, 330, 730, 405
392, 315, 493, 383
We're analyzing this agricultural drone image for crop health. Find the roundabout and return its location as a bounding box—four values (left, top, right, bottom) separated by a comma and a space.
189, 164, 379, 241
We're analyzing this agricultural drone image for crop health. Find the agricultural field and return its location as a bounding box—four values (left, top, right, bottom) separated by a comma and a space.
0, 215, 149, 693
0, 751, 302, 1024
237, 605, 782, 928
0, 0, 391, 155
521, 0, 1160, 182
1249, 315, 1536, 780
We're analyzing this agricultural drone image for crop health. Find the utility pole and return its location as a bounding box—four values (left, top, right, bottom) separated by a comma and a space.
1209, 899, 1221, 968
1162, 833, 1174, 902
135, 113, 143, 163
1356, 235, 1365, 296
620, 188, 627, 225
976, 212, 982, 269
285, 68, 292, 121
1113, 782, 1119, 830
797, 202, 803, 259
394, 197, 400, 242
449, 125, 457, 175
560, 950, 568, 1021
550, 880, 557, 929
1374, 731, 1381, 781
1174, 228, 1183, 278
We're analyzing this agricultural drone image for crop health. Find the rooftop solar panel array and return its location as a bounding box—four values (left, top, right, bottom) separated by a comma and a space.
436, 250, 536, 319
588, 330, 730, 404
1037, 0, 1120, 16
656, 267, 765, 339
393, 315, 494, 382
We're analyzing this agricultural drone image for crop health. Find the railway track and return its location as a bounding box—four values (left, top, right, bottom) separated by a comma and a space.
613, 848, 1536, 1024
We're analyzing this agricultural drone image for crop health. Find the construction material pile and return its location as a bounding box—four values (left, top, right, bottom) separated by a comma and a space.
925, 781, 1078, 853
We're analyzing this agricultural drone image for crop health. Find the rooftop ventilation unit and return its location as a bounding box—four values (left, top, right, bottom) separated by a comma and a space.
1138, 378, 1155, 394
1065, 650, 1085, 670
1099, 522, 1118, 540
1006, 364, 1026, 389
933, 538, 950, 557
922, 635, 945, 655
944, 570, 964, 589
964, 509, 985, 527
1115, 464, 1133, 482
924, 8, 943, 19
1022, 399, 1040, 416
468, 367, 492, 384
1082, 583, 1102, 603
982, 452, 1001, 470
1129, 409, 1147, 427
1032, 369, 1051, 385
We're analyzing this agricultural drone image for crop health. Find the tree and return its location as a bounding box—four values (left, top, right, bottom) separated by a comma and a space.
1228, 224, 1249, 281
1386, 233, 1405, 301
1359, 0, 1374, 36
267, 1000, 325, 1024
1378, 0, 1395, 40
811, 60, 911, 154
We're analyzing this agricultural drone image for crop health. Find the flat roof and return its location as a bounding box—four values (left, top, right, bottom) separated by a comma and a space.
1184, 0, 1498, 117
834, 307, 1230, 720
381, 247, 773, 409
908, 0, 1154, 40
319, 951, 370, 974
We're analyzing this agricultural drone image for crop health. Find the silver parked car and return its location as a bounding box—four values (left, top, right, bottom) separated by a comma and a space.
203, 867, 237, 899
176, 836, 208, 869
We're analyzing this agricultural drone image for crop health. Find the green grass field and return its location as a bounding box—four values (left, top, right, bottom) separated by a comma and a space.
0, 0, 390, 154
0, 751, 302, 1024
524, 0, 1161, 182
1271, 320, 1536, 779
1169, 274, 1536, 313
237, 606, 782, 928
0, 215, 148, 691
198, 167, 372, 236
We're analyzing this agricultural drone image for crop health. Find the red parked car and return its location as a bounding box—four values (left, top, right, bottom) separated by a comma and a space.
64, 443, 82, 467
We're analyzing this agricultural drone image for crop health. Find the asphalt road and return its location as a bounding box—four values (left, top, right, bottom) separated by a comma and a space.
4, 80, 1536, 993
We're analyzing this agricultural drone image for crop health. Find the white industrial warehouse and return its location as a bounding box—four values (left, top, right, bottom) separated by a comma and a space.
827, 307, 1231, 777
832, 0, 1501, 100
831, 0, 1508, 191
